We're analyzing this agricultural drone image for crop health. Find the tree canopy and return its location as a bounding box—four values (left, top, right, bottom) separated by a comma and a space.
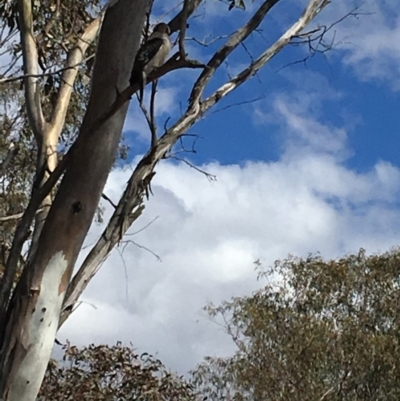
192, 249, 400, 401
39, 342, 199, 401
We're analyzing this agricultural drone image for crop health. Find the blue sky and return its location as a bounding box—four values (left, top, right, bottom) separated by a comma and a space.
123, 0, 400, 170
60, 0, 400, 376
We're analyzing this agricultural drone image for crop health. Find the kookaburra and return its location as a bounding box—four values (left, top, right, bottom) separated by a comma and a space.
130, 23, 172, 101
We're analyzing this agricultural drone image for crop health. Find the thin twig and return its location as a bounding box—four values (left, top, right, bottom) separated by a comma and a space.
279, 6, 363, 71
115, 247, 130, 303
101, 193, 117, 209
186, 34, 231, 47
150, 80, 157, 148
209, 95, 266, 115
169, 156, 216, 181
201, 0, 331, 111
124, 216, 159, 237
177, 133, 202, 154
122, 239, 162, 262
137, 85, 158, 149
163, 116, 171, 133
188, 0, 282, 108
0, 54, 95, 84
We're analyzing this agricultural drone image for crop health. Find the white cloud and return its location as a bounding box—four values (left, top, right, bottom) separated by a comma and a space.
314, 0, 400, 87
59, 145, 400, 375
254, 75, 352, 162
153, 86, 179, 114
57, 0, 400, 377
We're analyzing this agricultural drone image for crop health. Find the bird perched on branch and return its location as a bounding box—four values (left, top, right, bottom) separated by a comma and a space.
130, 23, 172, 102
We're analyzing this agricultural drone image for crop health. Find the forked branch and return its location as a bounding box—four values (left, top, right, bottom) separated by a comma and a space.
60, 0, 333, 324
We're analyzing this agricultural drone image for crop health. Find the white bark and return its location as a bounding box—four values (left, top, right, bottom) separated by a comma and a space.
6, 253, 67, 400
17, 0, 45, 139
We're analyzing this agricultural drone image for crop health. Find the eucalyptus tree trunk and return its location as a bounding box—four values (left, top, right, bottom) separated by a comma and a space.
0, 0, 151, 400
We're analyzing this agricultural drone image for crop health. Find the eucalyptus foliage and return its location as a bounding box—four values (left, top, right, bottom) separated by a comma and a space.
193, 249, 400, 401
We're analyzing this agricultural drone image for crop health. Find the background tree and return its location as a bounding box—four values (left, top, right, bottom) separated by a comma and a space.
0, 0, 337, 400
192, 249, 400, 401
38, 342, 199, 401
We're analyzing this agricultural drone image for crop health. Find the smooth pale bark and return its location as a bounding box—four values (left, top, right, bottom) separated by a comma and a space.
0, 1, 151, 400
17, 0, 45, 140
28, 16, 103, 261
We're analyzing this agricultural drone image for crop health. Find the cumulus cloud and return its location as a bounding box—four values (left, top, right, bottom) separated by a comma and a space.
59, 109, 400, 375
58, 0, 400, 377
314, 0, 400, 88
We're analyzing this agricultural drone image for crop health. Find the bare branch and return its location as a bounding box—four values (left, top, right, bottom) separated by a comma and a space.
59, 205, 146, 326
17, 0, 45, 140
187, 33, 231, 47
279, 6, 362, 71
176, 133, 202, 155
150, 81, 157, 148
49, 15, 103, 133
201, 0, 331, 112
0, 55, 95, 84
0, 208, 44, 223
125, 215, 159, 236
0, 51, 205, 310
319, 386, 335, 401
73, 54, 204, 144
60, 0, 333, 327
168, 0, 204, 33
122, 239, 162, 262
0, 54, 22, 78
209, 95, 266, 115
19, 14, 103, 263
169, 156, 217, 181
138, 81, 158, 148
0, 29, 18, 50
189, 0, 282, 107
319, 369, 351, 401
179, 0, 190, 59
101, 193, 117, 209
